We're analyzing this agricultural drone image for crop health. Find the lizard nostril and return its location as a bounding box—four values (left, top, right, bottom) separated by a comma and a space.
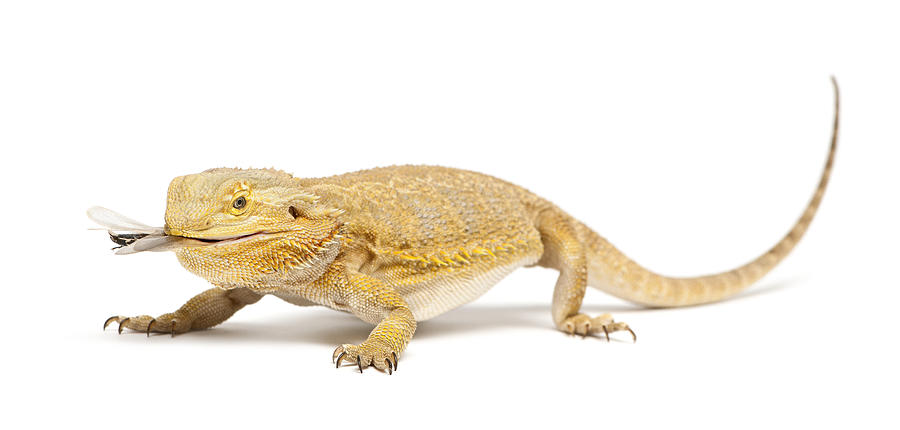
289, 206, 300, 219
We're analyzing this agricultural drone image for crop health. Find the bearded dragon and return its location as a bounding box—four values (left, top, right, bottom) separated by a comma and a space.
92, 79, 838, 374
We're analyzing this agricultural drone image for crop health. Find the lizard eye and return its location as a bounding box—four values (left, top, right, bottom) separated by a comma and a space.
232, 196, 247, 210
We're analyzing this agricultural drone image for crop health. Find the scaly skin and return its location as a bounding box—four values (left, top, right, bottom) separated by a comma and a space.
103, 79, 839, 373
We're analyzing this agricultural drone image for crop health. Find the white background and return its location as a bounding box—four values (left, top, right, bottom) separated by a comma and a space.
2, 1, 898, 429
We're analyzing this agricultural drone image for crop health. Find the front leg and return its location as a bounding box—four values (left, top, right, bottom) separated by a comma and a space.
320, 265, 417, 374
105, 287, 263, 336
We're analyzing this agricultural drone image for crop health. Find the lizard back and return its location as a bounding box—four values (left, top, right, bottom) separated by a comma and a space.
299, 165, 548, 319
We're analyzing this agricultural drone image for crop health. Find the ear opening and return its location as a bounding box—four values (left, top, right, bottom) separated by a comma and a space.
288, 206, 300, 219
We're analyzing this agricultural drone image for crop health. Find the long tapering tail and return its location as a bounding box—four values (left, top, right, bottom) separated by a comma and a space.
579, 78, 839, 307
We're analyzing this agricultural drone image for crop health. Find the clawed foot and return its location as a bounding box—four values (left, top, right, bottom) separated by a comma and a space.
103, 313, 190, 337
561, 313, 636, 342
333, 341, 399, 375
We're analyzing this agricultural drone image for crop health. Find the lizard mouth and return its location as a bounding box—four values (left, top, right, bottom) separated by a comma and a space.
89, 207, 340, 256
175, 231, 275, 246
89, 206, 284, 255
108, 229, 274, 254
163, 229, 268, 242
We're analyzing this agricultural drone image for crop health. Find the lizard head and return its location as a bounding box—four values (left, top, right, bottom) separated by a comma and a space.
164, 168, 308, 239
164, 168, 344, 290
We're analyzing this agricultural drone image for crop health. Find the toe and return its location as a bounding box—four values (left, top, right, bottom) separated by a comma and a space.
103, 316, 121, 330
334, 341, 398, 374
332, 345, 346, 364
333, 344, 356, 367
372, 351, 391, 371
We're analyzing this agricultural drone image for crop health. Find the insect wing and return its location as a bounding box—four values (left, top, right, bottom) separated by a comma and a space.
86, 206, 164, 235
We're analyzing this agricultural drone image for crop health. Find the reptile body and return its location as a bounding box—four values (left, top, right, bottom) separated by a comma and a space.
98, 81, 838, 373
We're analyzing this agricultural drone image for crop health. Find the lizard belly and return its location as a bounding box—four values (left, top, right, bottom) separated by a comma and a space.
387, 254, 540, 321
271, 291, 319, 307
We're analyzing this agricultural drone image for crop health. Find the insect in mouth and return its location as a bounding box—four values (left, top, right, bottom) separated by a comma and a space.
108, 231, 149, 249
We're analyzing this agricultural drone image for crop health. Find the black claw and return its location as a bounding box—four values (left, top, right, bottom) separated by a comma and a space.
392, 352, 398, 371
170, 319, 178, 338
146, 319, 156, 337
118, 318, 130, 335
356, 356, 363, 374
103, 316, 118, 331
602, 325, 610, 342
335, 352, 346, 368
386, 359, 393, 375
627, 327, 637, 343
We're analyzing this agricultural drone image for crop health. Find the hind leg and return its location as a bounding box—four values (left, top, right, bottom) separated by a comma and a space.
537, 211, 636, 342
